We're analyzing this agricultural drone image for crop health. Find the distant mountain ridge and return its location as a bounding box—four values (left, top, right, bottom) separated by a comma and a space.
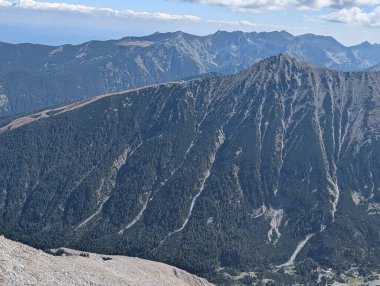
0, 55, 379, 284
283, 34, 380, 71
1, 30, 380, 118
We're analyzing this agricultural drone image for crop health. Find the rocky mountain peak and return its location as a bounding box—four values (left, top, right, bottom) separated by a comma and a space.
0, 56, 379, 286
1, 31, 380, 118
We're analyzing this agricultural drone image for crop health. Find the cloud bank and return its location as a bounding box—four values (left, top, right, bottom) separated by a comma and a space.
2, 0, 379, 33
174, 0, 380, 27
321, 7, 380, 27
175, 0, 380, 11
0, 0, 201, 21
0, 0, 268, 29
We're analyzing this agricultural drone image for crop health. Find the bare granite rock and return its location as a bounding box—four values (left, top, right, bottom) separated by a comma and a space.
0, 236, 214, 286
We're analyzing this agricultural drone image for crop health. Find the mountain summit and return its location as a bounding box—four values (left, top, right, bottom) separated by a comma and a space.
0, 55, 379, 284
1, 31, 380, 118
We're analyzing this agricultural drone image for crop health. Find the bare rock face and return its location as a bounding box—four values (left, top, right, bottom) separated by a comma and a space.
0, 236, 214, 286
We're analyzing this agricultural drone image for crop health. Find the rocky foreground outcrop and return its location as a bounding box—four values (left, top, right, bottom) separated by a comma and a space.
0, 236, 213, 286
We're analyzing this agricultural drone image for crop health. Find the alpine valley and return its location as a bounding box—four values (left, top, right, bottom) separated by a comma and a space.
0, 55, 379, 285
1, 31, 380, 119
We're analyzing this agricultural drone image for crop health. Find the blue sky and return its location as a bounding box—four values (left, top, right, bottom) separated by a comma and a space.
0, 0, 380, 46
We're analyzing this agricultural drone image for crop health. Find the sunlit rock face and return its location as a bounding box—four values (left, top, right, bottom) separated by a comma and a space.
0, 236, 214, 286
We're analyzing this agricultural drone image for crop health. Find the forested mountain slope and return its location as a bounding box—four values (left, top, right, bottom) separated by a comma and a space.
0, 55, 379, 284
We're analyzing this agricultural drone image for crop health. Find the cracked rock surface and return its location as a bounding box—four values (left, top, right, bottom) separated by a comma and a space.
0, 236, 213, 286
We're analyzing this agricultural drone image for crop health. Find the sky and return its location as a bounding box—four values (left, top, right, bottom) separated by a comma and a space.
0, 0, 380, 46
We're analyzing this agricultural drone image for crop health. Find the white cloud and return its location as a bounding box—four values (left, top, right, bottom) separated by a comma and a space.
0, 0, 269, 29
206, 19, 291, 30
240, 20, 257, 26
207, 19, 257, 26
0, 0, 11, 7
0, 0, 202, 21
176, 0, 380, 11
321, 6, 380, 27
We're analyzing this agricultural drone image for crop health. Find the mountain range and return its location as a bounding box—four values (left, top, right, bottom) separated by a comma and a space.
1, 30, 380, 118
0, 55, 379, 285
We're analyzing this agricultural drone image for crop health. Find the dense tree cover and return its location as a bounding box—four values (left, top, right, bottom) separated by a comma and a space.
0, 55, 379, 285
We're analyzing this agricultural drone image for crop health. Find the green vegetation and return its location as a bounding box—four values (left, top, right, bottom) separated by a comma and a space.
0, 55, 379, 285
